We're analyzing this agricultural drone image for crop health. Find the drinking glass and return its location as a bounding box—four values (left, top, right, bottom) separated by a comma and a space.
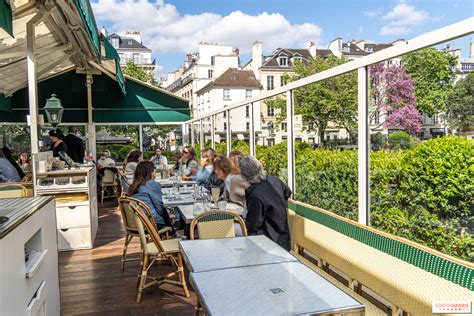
211, 187, 220, 205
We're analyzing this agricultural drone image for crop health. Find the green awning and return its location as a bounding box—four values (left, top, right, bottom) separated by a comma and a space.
102, 35, 126, 95
115, 61, 126, 95
0, 93, 11, 112
1, 70, 189, 124
73, 0, 101, 60
0, 0, 13, 37
103, 36, 119, 60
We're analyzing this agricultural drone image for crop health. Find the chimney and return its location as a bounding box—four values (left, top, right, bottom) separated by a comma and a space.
186, 53, 193, 61
100, 26, 108, 37
309, 41, 317, 58
252, 41, 262, 80
328, 38, 343, 57
470, 42, 474, 58
234, 48, 240, 56
356, 40, 365, 51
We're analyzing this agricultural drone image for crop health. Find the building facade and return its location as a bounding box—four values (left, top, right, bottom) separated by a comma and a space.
243, 41, 337, 145
102, 28, 156, 73
161, 43, 240, 118
196, 68, 262, 142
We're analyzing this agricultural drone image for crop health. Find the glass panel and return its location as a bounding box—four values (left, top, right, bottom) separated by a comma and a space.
256, 92, 287, 181
229, 107, 250, 155
289, 60, 358, 221
214, 112, 226, 155
368, 38, 473, 261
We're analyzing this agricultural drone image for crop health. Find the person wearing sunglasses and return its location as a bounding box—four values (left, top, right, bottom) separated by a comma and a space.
179, 146, 198, 177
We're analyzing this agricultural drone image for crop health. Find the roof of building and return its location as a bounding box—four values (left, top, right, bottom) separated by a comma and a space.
341, 42, 393, 56
197, 68, 263, 94
242, 47, 332, 69
108, 33, 150, 50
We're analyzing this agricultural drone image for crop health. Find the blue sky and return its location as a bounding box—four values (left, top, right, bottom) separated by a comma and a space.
91, 0, 474, 78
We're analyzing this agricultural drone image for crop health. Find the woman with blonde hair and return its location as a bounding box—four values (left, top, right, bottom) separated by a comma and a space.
213, 155, 249, 206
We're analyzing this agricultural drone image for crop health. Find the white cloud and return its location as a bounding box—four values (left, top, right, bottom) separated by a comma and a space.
92, 0, 323, 57
363, 9, 383, 18
377, 3, 431, 36
382, 3, 429, 26
380, 26, 412, 36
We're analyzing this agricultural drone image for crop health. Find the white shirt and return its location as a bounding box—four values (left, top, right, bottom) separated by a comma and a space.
98, 157, 115, 168
224, 174, 234, 193
151, 155, 168, 166
124, 162, 138, 184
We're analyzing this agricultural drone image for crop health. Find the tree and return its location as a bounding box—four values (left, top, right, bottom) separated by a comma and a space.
446, 72, 474, 134
123, 61, 159, 87
267, 56, 357, 146
369, 62, 421, 136
401, 48, 457, 115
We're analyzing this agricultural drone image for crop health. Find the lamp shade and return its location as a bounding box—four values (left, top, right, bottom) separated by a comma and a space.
44, 94, 64, 127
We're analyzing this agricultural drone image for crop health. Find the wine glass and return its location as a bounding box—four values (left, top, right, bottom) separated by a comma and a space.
211, 187, 220, 207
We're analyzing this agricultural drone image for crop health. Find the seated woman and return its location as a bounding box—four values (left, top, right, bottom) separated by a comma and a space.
179, 146, 198, 177
123, 150, 143, 184
127, 161, 168, 230
1, 147, 25, 180
184, 148, 215, 185
213, 155, 249, 206
17, 152, 32, 175
239, 156, 292, 250
0, 149, 21, 183
171, 150, 183, 171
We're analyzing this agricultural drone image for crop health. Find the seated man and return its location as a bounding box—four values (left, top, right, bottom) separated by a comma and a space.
97, 150, 116, 168
239, 156, 292, 251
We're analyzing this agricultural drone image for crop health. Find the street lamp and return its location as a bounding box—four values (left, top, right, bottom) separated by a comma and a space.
44, 94, 64, 127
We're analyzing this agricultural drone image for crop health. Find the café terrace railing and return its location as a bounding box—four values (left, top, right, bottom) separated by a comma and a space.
182, 17, 474, 226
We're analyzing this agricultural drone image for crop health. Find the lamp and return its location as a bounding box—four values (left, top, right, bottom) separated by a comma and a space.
44, 94, 64, 127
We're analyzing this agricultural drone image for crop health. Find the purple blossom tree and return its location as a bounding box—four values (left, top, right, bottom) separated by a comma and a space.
369, 62, 422, 135
384, 104, 422, 135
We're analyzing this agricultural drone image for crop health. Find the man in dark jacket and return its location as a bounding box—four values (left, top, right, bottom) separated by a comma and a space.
63, 126, 85, 163
240, 156, 292, 250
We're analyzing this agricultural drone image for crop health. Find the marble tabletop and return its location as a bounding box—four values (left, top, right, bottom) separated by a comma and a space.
162, 194, 196, 207
191, 261, 365, 316
179, 235, 297, 272
155, 178, 196, 188
177, 202, 243, 224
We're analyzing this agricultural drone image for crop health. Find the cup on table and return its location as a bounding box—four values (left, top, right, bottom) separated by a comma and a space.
217, 200, 227, 211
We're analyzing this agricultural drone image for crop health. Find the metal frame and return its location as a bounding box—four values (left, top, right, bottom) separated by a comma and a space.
182, 18, 474, 225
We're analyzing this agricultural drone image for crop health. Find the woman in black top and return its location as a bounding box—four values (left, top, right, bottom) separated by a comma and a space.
49, 128, 67, 159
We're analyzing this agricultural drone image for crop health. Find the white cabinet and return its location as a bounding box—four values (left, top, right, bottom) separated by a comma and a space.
0, 197, 60, 316
36, 167, 98, 251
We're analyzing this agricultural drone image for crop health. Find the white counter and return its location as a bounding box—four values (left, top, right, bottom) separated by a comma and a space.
0, 196, 60, 316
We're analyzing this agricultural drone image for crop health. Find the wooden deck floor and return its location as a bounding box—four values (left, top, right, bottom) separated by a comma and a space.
59, 200, 197, 315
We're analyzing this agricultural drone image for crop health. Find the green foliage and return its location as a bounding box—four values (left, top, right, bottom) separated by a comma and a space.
395, 137, 473, 222
123, 61, 159, 86
291, 136, 473, 261
370, 132, 387, 151
446, 72, 474, 133
387, 131, 419, 149
401, 48, 457, 115
267, 56, 357, 146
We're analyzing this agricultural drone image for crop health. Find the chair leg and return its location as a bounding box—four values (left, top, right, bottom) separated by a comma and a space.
121, 234, 133, 271
177, 253, 190, 297
101, 186, 105, 203
136, 253, 148, 303
194, 300, 202, 316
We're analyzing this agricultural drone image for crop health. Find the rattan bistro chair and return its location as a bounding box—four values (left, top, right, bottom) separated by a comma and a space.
117, 197, 172, 271
0, 184, 27, 198
100, 168, 119, 202
189, 211, 247, 240
130, 202, 190, 303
